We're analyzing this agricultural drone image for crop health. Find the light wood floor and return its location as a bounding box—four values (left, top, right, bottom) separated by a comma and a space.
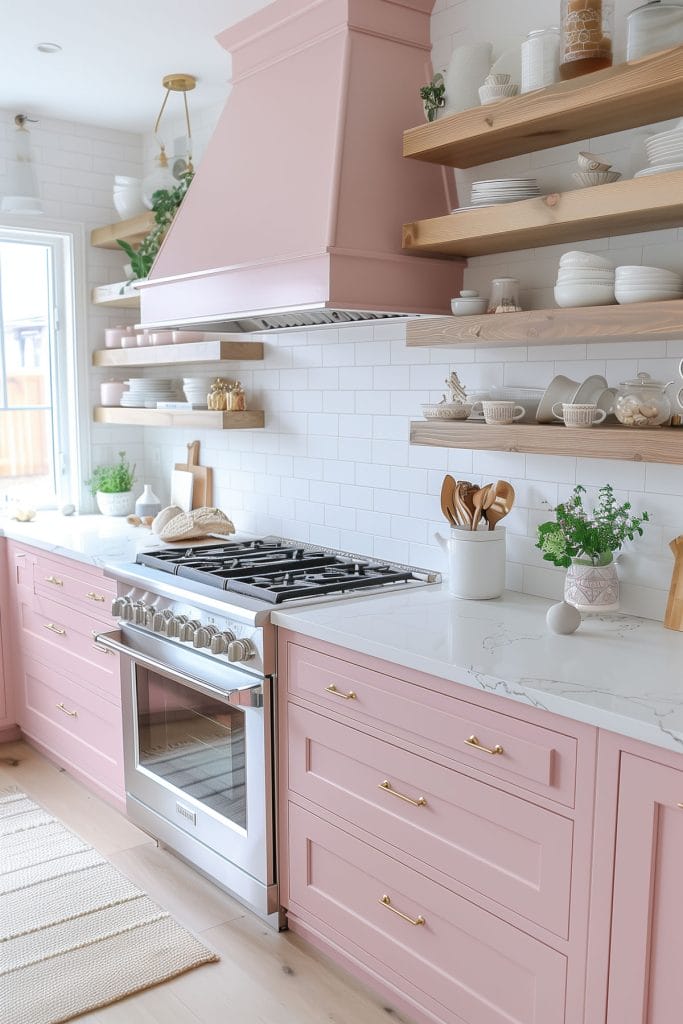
0, 740, 408, 1024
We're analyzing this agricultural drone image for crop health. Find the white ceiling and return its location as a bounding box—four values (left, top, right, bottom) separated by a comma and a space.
2, 0, 274, 132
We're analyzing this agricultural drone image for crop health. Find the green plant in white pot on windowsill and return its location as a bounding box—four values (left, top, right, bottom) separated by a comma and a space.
536, 484, 649, 612
86, 451, 136, 517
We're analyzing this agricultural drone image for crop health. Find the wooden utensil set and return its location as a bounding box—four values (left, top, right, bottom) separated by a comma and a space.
440, 475, 515, 530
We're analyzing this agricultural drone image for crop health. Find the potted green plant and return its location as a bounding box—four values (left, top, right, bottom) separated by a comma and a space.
420, 73, 446, 122
86, 451, 136, 516
116, 170, 193, 284
536, 484, 649, 612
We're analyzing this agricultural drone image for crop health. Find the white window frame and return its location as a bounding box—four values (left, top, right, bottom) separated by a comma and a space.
0, 216, 90, 510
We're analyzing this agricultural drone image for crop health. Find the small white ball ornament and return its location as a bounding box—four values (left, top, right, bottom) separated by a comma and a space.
546, 600, 581, 635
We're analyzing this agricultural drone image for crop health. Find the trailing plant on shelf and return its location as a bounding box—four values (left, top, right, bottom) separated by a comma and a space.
536, 484, 648, 568
86, 451, 136, 517
420, 73, 446, 122
116, 170, 194, 283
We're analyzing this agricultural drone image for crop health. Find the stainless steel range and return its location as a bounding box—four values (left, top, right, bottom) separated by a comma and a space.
98, 537, 437, 926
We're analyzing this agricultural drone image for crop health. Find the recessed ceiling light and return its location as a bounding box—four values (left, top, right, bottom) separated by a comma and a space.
36, 42, 62, 54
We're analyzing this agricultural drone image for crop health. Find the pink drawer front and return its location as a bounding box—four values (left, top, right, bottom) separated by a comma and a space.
288, 804, 567, 1024
32, 553, 115, 618
18, 594, 120, 703
20, 656, 124, 799
288, 704, 572, 937
286, 642, 577, 806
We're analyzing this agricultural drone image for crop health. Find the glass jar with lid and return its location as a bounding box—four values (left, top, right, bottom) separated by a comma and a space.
627, 1, 683, 61
487, 278, 521, 314
521, 27, 561, 93
560, 0, 614, 80
613, 372, 673, 427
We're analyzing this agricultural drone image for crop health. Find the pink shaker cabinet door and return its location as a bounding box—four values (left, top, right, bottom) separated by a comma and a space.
607, 753, 683, 1024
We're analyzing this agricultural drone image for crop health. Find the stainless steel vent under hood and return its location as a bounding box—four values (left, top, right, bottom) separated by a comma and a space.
137, 0, 460, 333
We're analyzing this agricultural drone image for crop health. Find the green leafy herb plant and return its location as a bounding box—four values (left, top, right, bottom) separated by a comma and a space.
116, 170, 194, 283
420, 73, 446, 123
86, 452, 136, 495
536, 484, 649, 569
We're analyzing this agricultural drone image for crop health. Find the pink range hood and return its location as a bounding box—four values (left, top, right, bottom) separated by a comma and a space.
138, 0, 461, 333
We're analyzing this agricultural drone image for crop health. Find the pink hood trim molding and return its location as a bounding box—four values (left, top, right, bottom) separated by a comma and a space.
139, 0, 461, 332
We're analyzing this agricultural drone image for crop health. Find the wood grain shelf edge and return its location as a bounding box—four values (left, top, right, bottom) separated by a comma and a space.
92, 339, 265, 367
94, 407, 264, 429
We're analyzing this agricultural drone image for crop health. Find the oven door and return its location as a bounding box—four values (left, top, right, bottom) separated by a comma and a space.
97, 628, 275, 907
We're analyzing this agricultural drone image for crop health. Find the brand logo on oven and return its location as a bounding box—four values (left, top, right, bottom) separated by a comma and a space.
176, 802, 197, 826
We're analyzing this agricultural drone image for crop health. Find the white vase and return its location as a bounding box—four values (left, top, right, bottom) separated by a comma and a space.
96, 490, 134, 517
564, 559, 619, 612
135, 484, 161, 518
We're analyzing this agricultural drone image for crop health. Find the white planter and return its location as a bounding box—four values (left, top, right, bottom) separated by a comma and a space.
564, 559, 619, 612
96, 490, 134, 517
446, 526, 506, 600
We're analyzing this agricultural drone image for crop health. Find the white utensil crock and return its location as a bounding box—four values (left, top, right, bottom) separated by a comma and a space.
439, 527, 506, 600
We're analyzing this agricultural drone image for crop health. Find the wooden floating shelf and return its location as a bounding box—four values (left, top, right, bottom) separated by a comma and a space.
404, 46, 683, 168
407, 300, 683, 349
403, 170, 683, 258
94, 407, 264, 430
92, 282, 140, 308
90, 212, 155, 250
410, 420, 683, 465
92, 339, 264, 368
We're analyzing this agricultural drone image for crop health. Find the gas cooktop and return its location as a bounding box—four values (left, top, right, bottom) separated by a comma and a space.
137, 537, 432, 604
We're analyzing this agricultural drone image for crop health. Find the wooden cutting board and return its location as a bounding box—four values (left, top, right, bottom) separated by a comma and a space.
174, 440, 213, 510
664, 535, 683, 631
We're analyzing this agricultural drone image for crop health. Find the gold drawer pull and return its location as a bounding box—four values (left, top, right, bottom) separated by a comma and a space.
378, 780, 427, 808
465, 734, 504, 756
86, 591, 106, 602
43, 622, 66, 636
677, 803, 683, 809
325, 683, 356, 700
56, 702, 78, 718
379, 894, 425, 927
92, 643, 115, 657
45, 575, 63, 587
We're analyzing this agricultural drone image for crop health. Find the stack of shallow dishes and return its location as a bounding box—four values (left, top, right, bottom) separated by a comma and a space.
636, 122, 683, 177
614, 265, 683, 304
554, 250, 616, 308
469, 178, 541, 206
182, 377, 215, 407
120, 378, 180, 408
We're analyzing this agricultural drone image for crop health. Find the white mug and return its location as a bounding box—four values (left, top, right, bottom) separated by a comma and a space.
472, 400, 525, 425
552, 402, 607, 428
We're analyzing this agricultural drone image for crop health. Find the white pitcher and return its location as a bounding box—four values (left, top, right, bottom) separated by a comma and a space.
437, 526, 506, 600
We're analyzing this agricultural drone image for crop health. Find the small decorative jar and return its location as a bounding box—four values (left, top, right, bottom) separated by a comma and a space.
487, 278, 521, 314
560, 0, 613, 80
521, 27, 561, 93
207, 378, 229, 411
451, 290, 488, 316
228, 381, 246, 412
613, 372, 673, 427
627, 1, 683, 60
565, 557, 619, 612
135, 484, 161, 519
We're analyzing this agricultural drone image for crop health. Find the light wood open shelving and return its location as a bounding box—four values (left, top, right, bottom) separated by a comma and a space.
407, 300, 683, 349
403, 170, 683, 258
410, 420, 683, 465
92, 338, 264, 367
94, 407, 264, 430
92, 282, 140, 309
90, 212, 155, 250
403, 46, 683, 168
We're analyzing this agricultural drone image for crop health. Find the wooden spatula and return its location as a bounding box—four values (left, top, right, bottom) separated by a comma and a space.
440, 475, 457, 527
471, 483, 494, 531
486, 480, 515, 530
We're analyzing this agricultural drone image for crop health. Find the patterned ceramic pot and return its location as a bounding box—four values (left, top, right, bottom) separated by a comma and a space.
564, 558, 619, 612
96, 490, 134, 517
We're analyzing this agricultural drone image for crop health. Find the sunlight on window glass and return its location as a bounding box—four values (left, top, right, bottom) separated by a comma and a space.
0, 241, 56, 506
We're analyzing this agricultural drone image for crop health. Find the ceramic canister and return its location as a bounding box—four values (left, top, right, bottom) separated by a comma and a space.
447, 526, 506, 600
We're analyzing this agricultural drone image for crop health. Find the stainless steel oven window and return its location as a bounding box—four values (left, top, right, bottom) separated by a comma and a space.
134, 668, 248, 831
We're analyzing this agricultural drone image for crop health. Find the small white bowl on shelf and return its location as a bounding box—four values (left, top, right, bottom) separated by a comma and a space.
478, 83, 518, 105
421, 401, 472, 420
559, 251, 615, 270
554, 282, 616, 307
451, 290, 488, 316
572, 170, 621, 188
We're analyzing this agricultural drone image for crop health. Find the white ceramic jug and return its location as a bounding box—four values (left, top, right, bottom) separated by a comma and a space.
444, 42, 493, 114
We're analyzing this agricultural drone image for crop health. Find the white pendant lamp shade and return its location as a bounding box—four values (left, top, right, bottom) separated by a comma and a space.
142, 151, 177, 209
2, 115, 43, 214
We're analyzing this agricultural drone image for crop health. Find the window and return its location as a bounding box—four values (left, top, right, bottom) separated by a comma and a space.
0, 226, 80, 508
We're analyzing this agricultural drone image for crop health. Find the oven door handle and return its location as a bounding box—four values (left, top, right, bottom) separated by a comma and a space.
94, 630, 264, 707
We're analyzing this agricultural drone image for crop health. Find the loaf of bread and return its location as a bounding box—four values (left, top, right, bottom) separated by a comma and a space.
155, 507, 236, 543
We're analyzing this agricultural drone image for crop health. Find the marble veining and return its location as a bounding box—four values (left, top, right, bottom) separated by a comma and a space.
0, 513, 158, 567
272, 587, 683, 756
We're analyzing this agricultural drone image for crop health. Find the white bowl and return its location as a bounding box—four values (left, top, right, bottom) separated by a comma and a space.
577, 151, 612, 172
451, 293, 488, 315
421, 402, 472, 420
478, 83, 518, 105
616, 265, 683, 282
114, 175, 140, 185
615, 287, 683, 304
113, 191, 147, 220
572, 171, 621, 188
559, 250, 614, 270
554, 283, 616, 307
556, 267, 615, 281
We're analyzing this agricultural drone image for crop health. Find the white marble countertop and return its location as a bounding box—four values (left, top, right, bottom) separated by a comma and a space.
272, 587, 683, 756
0, 513, 159, 568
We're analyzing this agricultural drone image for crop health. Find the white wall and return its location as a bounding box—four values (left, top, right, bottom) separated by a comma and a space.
138, 0, 683, 621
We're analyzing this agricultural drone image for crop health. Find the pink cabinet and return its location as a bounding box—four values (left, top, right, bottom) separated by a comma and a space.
0, 538, 18, 739
605, 743, 683, 1024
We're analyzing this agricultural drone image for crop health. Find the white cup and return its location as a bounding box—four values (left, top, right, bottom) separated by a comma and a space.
552, 402, 607, 428
473, 400, 525, 425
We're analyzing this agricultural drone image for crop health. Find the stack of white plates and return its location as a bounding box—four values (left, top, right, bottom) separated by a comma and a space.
636, 122, 683, 177
120, 378, 180, 408
182, 376, 215, 407
554, 250, 616, 308
470, 178, 541, 206
614, 265, 683, 304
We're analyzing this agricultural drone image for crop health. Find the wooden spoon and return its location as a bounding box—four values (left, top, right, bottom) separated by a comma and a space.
457, 481, 477, 526
487, 480, 515, 531
453, 481, 474, 529
471, 483, 495, 531
440, 475, 458, 527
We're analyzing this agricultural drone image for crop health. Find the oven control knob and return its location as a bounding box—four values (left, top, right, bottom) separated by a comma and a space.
144, 604, 158, 628
227, 638, 257, 663
166, 614, 188, 639
209, 630, 237, 655
152, 609, 174, 634
112, 597, 131, 619
132, 602, 149, 625
193, 625, 219, 649
179, 619, 201, 643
